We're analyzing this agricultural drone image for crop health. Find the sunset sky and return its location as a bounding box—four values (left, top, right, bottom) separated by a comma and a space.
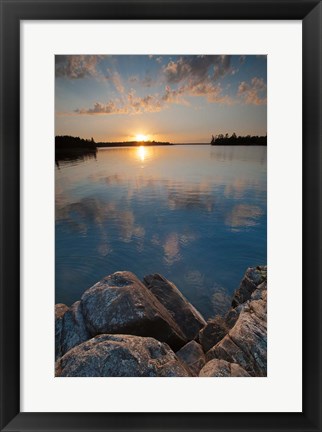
55, 55, 267, 143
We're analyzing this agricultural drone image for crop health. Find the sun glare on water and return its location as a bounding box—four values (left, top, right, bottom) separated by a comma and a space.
138, 146, 146, 161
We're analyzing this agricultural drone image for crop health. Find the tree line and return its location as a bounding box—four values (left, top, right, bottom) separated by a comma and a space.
210, 133, 267, 146
96, 140, 172, 147
55, 135, 96, 150
55, 135, 172, 149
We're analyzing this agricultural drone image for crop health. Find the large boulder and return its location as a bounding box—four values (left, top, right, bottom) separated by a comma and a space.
60, 301, 91, 357
143, 273, 206, 340
55, 303, 69, 360
55, 302, 91, 360
231, 266, 267, 308
199, 359, 250, 377
207, 281, 267, 377
199, 316, 228, 352
81, 271, 187, 351
176, 341, 206, 376
56, 334, 191, 377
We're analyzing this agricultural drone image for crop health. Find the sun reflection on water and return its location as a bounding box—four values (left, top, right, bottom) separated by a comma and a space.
138, 145, 146, 162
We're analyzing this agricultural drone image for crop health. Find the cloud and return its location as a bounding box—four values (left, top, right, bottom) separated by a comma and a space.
71, 56, 263, 116
128, 75, 138, 83
187, 82, 234, 104
163, 58, 193, 84
238, 77, 267, 105
162, 82, 233, 105
55, 55, 104, 79
75, 101, 127, 115
163, 233, 181, 265
75, 89, 163, 115
163, 55, 232, 85
162, 85, 187, 104
56, 196, 145, 246
105, 69, 125, 93
74, 80, 234, 116
225, 204, 263, 229
129, 74, 155, 89
141, 75, 153, 88
127, 89, 163, 113
159, 55, 235, 106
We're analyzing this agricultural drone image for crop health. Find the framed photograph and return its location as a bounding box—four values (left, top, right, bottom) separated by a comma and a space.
1, 0, 321, 431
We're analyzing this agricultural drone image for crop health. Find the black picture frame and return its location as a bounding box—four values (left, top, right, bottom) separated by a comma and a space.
0, 1, 321, 431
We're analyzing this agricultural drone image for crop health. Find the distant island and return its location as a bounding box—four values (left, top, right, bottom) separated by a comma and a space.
55, 135, 97, 165
210, 133, 267, 146
55, 133, 267, 164
55, 135, 172, 150
96, 140, 173, 147
55, 135, 173, 165
56, 135, 97, 151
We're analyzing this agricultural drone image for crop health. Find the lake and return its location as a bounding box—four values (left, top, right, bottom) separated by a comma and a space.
55, 145, 267, 320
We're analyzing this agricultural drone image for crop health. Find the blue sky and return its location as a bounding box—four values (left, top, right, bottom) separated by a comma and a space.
55, 55, 267, 143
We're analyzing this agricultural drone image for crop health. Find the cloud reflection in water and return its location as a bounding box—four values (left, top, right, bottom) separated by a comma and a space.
56, 145, 266, 318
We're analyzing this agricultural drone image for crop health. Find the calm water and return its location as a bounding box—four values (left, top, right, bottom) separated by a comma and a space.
55, 145, 267, 319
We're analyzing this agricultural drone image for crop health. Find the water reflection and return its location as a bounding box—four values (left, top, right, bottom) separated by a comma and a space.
163, 233, 181, 266
225, 204, 263, 230
137, 145, 146, 161
55, 148, 97, 168
56, 197, 146, 246
211, 285, 232, 317
56, 145, 266, 318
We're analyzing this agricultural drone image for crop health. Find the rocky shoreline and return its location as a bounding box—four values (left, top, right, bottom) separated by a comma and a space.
55, 266, 267, 377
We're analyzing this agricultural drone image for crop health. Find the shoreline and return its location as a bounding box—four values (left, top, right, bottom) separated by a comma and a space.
55, 266, 267, 377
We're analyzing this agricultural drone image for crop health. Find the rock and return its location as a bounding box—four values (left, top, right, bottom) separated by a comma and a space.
143, 273, 206, 340
81, 271, 187, 351
207, 281, 267, 376
199, 359, 250, 377
176, 341, 206, 376
56, 334, 191, 377
60, 301, 91, 357
55, 302, 92, 360
55, 267, 267, 377
231, 266, 267, 308
55, 303, 69, 360
224, 305, 243, 329
199, 316, 229, 352
55, 303, 69, 319
251, 280, 267, 301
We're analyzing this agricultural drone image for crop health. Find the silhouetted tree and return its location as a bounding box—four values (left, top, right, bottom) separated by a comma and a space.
210, 133, 267, 146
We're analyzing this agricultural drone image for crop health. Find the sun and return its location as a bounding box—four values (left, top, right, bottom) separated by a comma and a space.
135, 134, 148, 142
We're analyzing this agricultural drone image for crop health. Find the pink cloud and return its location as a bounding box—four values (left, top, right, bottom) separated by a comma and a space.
238, 77, 267, 105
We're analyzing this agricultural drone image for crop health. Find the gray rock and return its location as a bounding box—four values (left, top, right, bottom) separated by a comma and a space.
231, 266, 267, 308
224, 305, 243, 329
81, 271, 187, 351
143, 273, 206, 340
60, 301, 91, 357
176, 341, 206, 376
55, 303, 69, 360
199, 316, 228, 352
207, 283, 267, 376
56, 334, 191, 377
225, 269, 267, 329
251, 280, 267, 302
199, 359, 250, 377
